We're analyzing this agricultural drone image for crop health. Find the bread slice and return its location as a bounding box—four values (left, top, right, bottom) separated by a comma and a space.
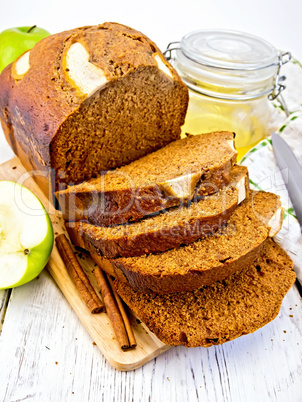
92, 190, 283, 293
66, 165, 248, 258
56, 131, 237, 226
0, 22, 188, 196
114, 239, 295, 347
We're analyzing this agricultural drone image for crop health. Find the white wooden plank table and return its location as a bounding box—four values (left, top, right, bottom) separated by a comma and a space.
1, 246, 302, 402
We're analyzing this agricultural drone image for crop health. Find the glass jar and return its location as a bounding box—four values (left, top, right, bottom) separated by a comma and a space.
165, 30, 291, 160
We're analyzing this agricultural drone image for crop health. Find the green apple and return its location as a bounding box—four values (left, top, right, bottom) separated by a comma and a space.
0, 181, 54, 289
0, 25, 50, 73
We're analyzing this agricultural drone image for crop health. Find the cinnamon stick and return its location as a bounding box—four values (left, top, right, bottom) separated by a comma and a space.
93, 266, 136, 350
106, 275, 137, 348
55, 234, 104, 314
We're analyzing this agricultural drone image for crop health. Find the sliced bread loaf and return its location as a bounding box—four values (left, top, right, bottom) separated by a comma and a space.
114, 238, 296, 347
0, 22, 189, 196
91, 190, 283, 293
66, 165, 248, 258
56, 131, 237, 226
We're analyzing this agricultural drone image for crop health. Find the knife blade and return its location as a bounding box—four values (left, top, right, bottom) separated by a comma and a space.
271, 132, 302, 228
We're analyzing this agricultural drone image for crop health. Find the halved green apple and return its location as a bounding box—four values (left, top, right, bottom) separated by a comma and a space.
0, 181, 54, 289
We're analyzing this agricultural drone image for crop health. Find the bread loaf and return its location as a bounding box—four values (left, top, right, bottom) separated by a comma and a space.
114, 239, 295, 347
92, 190, 283, 293
0, 22, 189, 197
66, 165, 248, 258
56, 131, 237, 226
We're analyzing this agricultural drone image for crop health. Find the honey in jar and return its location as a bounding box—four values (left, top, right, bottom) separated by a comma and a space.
165, 30, 290, 160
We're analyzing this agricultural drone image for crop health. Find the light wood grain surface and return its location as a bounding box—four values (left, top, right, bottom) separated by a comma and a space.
0, 162, 302, 400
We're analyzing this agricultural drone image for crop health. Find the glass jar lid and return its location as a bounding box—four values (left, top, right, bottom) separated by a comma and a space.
167, 29, 290, 100
180, 29, 278, 71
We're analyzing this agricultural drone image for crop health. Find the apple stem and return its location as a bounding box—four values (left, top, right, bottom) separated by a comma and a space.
24, 249, 30, 255
27, 25, 37, 33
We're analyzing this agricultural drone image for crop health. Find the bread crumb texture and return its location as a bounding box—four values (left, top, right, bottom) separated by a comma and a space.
114, 239, 296, 347
65, 165, 248, 258
107, 190, 282, 293
56, 131, 237, 225
0, 22, 188, 194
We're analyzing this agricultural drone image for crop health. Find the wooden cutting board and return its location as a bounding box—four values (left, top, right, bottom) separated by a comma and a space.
0, 157, 170, 371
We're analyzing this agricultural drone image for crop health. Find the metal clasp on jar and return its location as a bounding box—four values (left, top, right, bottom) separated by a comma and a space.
163, 42, 180, 61
269, 51, 291, 116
